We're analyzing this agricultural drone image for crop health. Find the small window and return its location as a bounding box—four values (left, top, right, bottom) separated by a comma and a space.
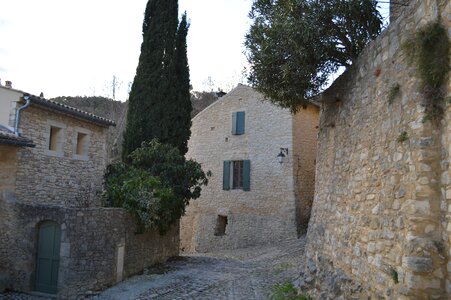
214, 215, 228, 236
76, 132, 88, 155
73, 129, 90, 160
49, 126, 62, 152
223, 160, 250, 191
232, 111, 245, 135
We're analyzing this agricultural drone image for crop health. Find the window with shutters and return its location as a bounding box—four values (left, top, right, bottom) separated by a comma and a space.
223, 160, 250, 191
232, 111, 245, 135
232, 161, 243, 189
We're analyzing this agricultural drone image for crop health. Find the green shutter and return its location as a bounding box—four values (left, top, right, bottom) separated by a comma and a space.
236, 111, 245, 135
232, 111, 245, 135
243, 160, 250, 191
223, 161, 230, 190
231, 112, 237, 135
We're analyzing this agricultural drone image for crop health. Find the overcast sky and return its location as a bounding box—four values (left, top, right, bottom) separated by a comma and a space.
0, 0, 388, 101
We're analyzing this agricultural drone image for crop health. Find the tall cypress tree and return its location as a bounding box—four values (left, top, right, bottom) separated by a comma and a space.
173, 13, 191, 155
123, 0, 191, 159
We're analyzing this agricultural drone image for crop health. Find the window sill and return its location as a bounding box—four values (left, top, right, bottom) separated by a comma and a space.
44, 149, 64, 158
73, 154, 89, 161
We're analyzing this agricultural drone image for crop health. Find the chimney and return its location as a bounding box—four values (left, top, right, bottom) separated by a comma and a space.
5, 81, 12, 88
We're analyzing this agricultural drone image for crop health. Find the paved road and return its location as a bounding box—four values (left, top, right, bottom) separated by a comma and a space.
1, 236, 306, 300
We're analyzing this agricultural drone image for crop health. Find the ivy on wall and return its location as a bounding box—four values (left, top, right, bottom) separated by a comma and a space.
403, 21, 450, 122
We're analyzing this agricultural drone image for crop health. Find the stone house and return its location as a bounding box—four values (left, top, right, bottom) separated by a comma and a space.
0, 84, 179, 297
180, 84, 319, 252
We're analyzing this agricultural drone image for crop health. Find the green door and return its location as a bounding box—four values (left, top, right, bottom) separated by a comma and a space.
35, 221, 61, 294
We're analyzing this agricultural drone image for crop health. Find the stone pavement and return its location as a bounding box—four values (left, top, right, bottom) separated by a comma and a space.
1, 236, 306, 300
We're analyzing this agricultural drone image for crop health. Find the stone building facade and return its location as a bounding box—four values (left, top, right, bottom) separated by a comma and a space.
304, 0, 451, 298
181, 84, 319, 252
0, 86, 179, 297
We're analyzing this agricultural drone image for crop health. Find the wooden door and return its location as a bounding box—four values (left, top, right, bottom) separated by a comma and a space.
35, 221, 61, 294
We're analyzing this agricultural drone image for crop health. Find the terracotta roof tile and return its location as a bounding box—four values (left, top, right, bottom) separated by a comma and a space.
26, 94, 116, 127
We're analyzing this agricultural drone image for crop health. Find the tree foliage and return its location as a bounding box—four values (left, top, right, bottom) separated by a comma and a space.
123, 0, 192, 158
104, 139, 210, 233
245, 0, 382, 112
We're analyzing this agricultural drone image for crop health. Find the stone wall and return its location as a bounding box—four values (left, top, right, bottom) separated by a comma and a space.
293, 106, 320, 233
0, 201, 179, 298
305, 0, 450, 298
0, 145, 18, 203
15, 105, 108, 207
181, 84, 319, 252
50, 96, 128, 163
0, 145, 18, 290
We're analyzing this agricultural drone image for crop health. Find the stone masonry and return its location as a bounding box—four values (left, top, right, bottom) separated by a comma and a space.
0, 90, 180, 298
14, 105, 108, 207
0, 202, 179, 298
181, 84, 319, 252
305, 0, 450, 298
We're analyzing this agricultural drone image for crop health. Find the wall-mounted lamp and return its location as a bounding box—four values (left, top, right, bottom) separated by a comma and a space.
277, 148, 289, 164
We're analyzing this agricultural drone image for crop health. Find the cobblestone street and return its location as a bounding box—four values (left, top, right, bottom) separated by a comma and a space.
1, 237, 306, 300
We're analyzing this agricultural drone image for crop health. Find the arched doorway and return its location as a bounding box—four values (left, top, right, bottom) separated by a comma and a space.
35, 221, 61, 294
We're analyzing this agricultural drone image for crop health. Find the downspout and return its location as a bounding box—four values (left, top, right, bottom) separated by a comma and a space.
14, 94, 31, 136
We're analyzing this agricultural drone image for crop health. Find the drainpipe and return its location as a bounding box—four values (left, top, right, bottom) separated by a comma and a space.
14, 94, 31, 136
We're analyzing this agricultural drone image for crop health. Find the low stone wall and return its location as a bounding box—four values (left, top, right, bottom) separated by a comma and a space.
305, 0, 450, 298
0, 202, 179, 298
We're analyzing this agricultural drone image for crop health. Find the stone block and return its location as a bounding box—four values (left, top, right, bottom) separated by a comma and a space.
446, 189, 451, 200
401, 199, 430, 216
60, 242, 70, 258
402, 256, 433, 273
366, 242, 376, 253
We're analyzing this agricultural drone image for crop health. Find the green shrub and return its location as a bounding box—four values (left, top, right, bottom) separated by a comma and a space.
388, 83, 401, 104
389, 267, 399, 284
403, 22, 450, 122
104, 139, 210, 233
269, 282, 311, 300
397, 131, 409, 143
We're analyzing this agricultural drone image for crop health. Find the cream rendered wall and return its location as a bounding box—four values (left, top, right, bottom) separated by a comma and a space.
181, 84, 298, 252
0, 87, 21, 128
292, 105, 319, 233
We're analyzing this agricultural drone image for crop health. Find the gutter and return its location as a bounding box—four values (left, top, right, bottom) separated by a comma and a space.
14, 94, 31, 136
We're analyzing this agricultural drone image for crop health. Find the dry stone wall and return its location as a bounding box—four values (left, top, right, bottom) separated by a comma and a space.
0, 201, 179, 298
305, 0, 450, 298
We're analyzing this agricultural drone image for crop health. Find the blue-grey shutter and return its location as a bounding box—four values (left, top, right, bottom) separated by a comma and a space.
223, 161, 231, 190
231, 112, 237, 135
243, 160, 250, 191
236, 111, 245, 135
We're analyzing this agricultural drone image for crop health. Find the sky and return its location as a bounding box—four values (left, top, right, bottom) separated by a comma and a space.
0, 0, 388, 102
